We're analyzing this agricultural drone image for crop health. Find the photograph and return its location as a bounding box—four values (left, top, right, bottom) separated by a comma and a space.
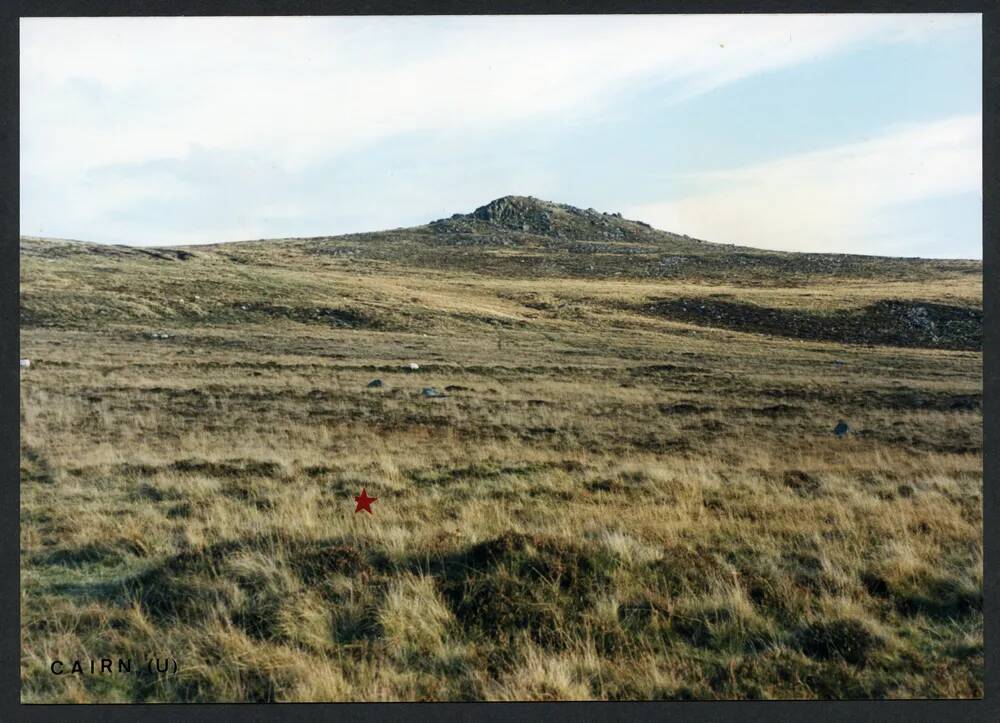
18, 13, 983, 702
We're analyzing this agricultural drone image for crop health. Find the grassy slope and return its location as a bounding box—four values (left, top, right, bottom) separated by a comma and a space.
19, 221, 983, 701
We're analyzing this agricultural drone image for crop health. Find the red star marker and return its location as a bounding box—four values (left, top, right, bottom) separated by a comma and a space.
354, 488, 377, 515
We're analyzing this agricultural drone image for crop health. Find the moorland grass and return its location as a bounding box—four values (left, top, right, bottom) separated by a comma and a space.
19, 235, 982, 701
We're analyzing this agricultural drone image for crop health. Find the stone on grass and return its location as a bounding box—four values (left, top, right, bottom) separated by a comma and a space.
366, 379, 384, 388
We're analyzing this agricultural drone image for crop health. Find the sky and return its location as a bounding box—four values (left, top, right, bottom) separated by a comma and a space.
20, 14, 982, 258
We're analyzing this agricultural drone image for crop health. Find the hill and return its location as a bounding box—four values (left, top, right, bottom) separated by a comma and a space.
20, 196, 983, 350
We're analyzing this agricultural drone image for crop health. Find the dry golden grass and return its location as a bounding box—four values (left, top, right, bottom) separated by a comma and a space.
19, 239, 982, 701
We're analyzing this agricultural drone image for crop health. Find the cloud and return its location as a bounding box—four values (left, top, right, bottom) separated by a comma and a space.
19, 14, 979, 244
626, 114, 982, 257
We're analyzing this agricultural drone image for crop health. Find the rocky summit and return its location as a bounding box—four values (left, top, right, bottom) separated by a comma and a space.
432, 195, 666, 242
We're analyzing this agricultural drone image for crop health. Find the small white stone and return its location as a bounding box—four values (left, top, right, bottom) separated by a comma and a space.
19, 359, 31, 369
408, 362, 419, 371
